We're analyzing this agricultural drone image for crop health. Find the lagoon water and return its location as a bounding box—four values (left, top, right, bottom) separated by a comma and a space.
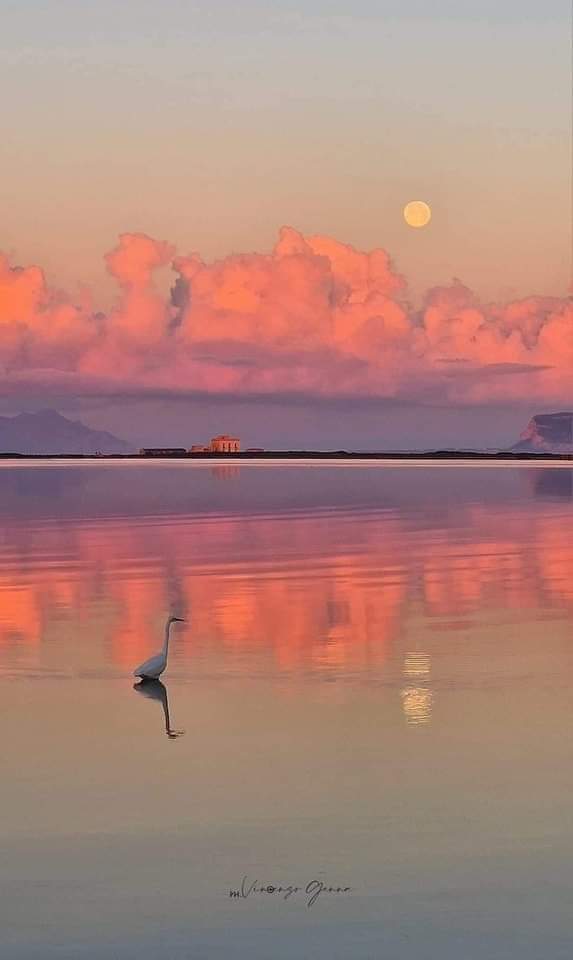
1, 459, 572, 959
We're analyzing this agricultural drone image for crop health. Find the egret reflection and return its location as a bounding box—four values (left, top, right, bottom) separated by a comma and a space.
133, 679, 185, 739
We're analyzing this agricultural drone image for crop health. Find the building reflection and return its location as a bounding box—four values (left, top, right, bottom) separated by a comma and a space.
210, 465, 241, 482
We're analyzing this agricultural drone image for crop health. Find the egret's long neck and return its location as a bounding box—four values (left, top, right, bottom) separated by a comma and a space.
162, 619, 172, 655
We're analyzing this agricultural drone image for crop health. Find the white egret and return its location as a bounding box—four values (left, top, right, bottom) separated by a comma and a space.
133, 615, 185, 680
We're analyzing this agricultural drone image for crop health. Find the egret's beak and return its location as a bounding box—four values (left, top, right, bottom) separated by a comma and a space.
173, 617, 185, 622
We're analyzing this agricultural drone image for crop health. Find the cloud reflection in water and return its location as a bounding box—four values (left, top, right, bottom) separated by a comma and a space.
0, 463, 572, 695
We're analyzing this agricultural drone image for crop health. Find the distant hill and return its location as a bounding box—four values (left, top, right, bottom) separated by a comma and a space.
0, 410, 133, 455
512, 412, 573, 454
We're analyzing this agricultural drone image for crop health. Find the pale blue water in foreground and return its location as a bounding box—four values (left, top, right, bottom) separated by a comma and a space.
0, 460, 571, 959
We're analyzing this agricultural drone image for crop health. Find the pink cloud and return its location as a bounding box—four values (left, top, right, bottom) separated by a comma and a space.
0, 227, 570, 406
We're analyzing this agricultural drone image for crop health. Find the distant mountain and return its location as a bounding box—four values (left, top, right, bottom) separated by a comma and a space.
512, 412, 573, 454
0, 410, 133, 455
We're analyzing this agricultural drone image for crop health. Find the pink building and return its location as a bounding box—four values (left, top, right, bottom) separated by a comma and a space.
209, 435, 240, 454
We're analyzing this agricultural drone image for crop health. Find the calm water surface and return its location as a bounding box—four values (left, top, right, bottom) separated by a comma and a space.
1, 460, 572, 959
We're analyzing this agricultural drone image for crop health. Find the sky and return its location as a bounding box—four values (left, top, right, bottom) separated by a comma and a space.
0, 0, 571, 448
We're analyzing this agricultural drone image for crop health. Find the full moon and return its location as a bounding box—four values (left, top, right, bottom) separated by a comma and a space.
403, 200, 432, 228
